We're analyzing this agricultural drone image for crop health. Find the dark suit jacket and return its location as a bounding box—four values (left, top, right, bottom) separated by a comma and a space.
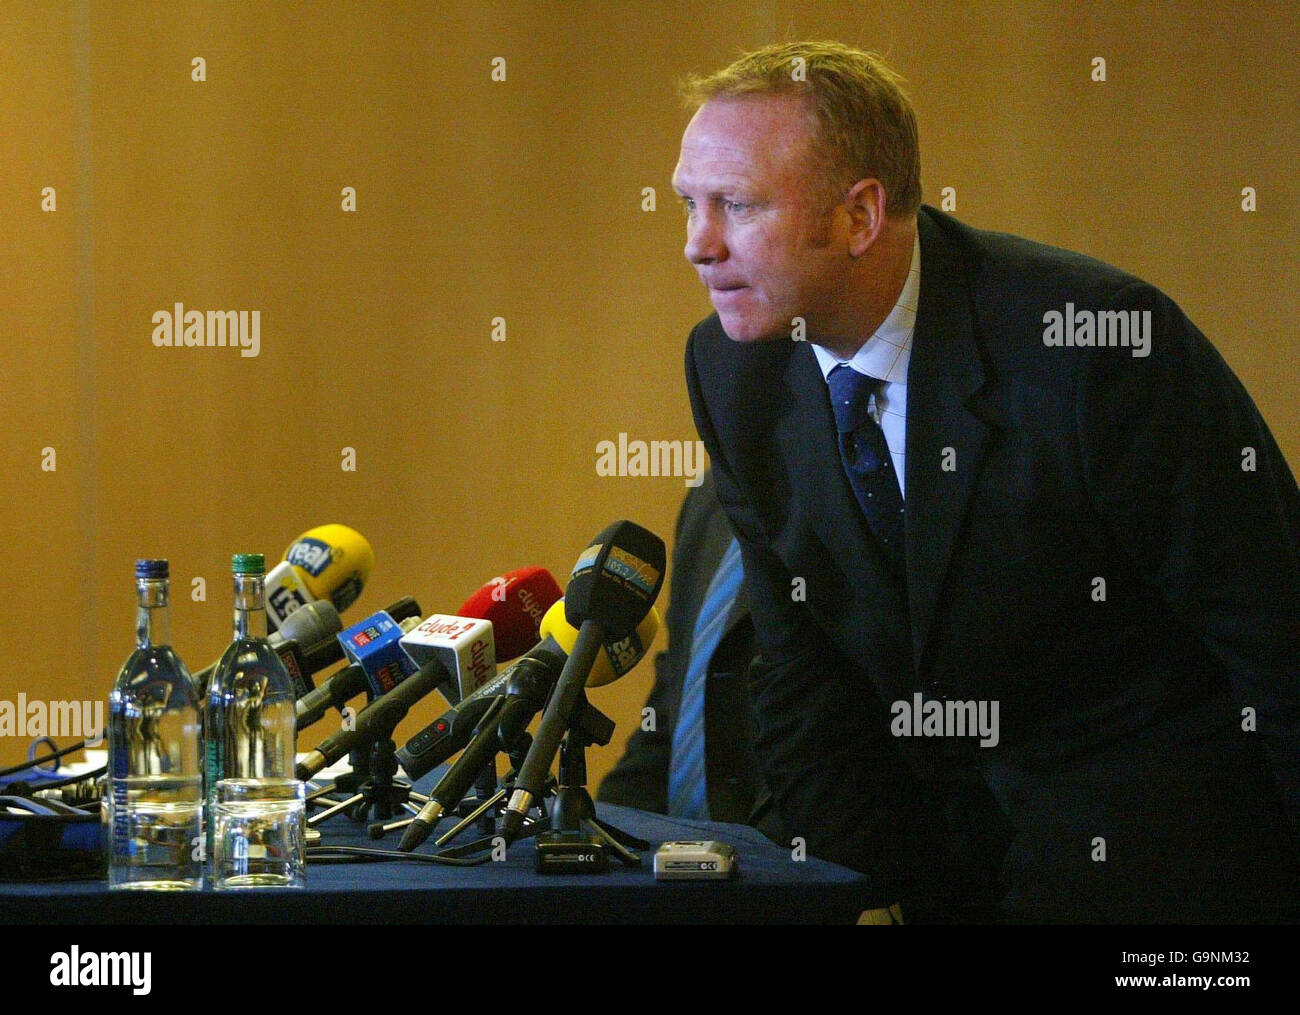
598, 471, 785, 842
686, 206, 1300, 923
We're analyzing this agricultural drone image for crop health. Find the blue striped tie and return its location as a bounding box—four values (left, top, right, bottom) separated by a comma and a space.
667, 538, 744, 820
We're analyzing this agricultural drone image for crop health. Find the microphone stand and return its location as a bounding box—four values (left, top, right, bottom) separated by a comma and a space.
304, 742, 371, 822
432, 737, 556, 858
306, 724, 429, 827
366, 706, 528, 845
549, 710, 647, 867
332, 742, 373, 794
471, 761, 498, 836
352, 738, 415, 822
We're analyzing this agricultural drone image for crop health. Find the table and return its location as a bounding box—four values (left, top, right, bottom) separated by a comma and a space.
2, 797, 879, 924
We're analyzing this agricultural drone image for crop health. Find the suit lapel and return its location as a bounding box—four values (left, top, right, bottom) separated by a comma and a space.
761, 211, 999, 683
905, 211, 997, 676
721, 581, 751, 642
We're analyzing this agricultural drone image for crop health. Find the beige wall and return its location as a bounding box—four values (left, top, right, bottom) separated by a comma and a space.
2, 1, 1296, 788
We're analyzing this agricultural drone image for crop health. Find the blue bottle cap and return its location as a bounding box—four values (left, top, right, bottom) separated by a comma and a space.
135, 558, 169, 580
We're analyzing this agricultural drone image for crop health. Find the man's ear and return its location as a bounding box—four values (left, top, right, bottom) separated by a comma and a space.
844, 179, 887, 258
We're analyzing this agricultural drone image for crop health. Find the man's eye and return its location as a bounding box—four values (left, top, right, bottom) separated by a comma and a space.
679, 198, 695, 215
725, 200, 750, 212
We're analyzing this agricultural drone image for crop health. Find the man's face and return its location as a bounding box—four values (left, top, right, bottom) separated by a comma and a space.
672, 94, 848, 343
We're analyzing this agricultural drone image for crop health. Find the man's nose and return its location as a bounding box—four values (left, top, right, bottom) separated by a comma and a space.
684, 213, 725, 266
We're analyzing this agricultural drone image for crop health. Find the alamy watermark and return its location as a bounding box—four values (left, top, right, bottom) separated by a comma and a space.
595, 433, 707, 487
49, 947, 151, 995
891, 693, 999, 747
152, 303, 261, 357
1042, 303, 1151, 358
0, 694, 104, 746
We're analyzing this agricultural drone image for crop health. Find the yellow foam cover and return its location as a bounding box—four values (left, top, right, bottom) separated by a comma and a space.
539, 599, 660, 688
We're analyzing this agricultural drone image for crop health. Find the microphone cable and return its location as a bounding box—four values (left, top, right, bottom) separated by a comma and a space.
16, 766, 107, 802
305, 844, 497, 867
1, 737, 93, 780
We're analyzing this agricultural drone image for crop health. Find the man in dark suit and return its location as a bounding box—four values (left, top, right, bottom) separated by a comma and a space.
674, 41, 1300, 922
599, 470, 787, 844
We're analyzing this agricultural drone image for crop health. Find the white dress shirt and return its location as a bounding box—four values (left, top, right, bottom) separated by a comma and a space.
811, 231, 919, 500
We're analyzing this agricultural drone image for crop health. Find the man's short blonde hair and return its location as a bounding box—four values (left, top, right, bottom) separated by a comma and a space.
679, 41, 922, 219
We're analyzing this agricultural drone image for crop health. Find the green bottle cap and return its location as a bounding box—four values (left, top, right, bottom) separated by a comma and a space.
231, 553, 266, 575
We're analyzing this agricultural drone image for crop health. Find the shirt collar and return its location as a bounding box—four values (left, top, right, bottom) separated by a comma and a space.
812, 231, 920, 384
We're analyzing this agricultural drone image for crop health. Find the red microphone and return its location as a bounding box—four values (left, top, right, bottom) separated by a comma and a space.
457, 567, 563, 660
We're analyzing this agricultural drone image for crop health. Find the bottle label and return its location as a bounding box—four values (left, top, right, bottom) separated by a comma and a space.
204, 734, 222, 858
110, 716, 131, 856
112, 778, 131, 857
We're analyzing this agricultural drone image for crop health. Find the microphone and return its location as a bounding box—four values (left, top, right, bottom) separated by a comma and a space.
458, 567, 563, 659
273, 597, 419, 702
293, 599, 424, 730
398, 657, 554, 851
295, 655, 451, 781
193, 599, 343, 693
501, 522, 665, 842
293, 567, 555, 733
538, 599, 659, 689
265, 524, 374, 633
273, 638, 316, 701
396, 602, 661, 850
263, 561, 317, 634
400, 615, 496, 705
340, 611, 423, 693
393, 600, 660, 783
283, 524, 375, 613
276, 600, 344, 649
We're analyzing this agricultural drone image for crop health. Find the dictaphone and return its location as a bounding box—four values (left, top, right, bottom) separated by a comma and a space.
653, 840, 737, 880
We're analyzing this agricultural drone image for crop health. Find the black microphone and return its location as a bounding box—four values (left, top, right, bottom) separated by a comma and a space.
194, 599, 343, 692
295, 653, 451, 781
294, 663, 364, 731
395, 644, 569, 852
393, 596, 660, 783
273, 638, 315, 701
295, 614, 422, 730
398, 648, 562, 851
500, 521, 665, 842
394, 639, 564, 781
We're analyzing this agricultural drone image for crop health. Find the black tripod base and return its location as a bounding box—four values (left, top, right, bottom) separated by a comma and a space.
352, 780, 412, 822
549, 786, 647, 866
